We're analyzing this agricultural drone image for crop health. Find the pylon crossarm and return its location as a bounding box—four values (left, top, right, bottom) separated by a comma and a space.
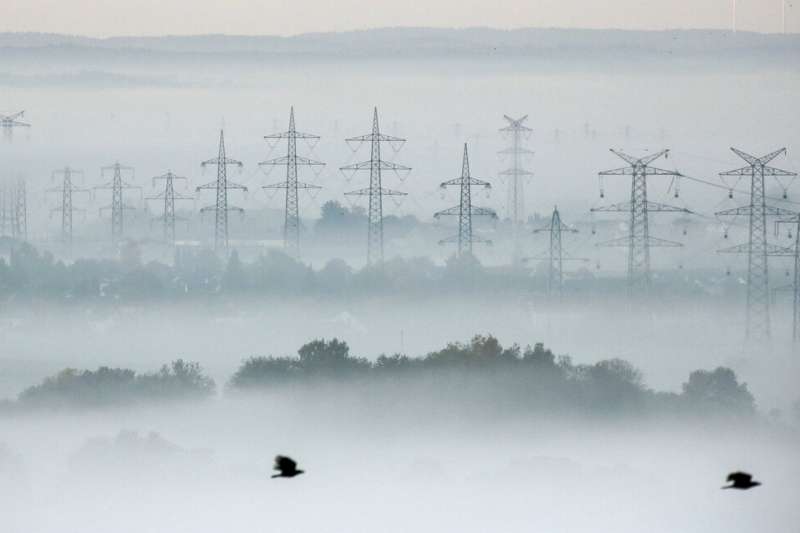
645, 201, 693, 213
644, 167, 681, 176
591, 202, 633, 212
599, 166, 634, 176
762, 167, 797, 177
608, 149, 639, 165
340, 160, 411, 172
202, 157, 242, 167
440, 177, 491, 188
638, 149, 670, 166
345, 187, 406, 196
434, 206, 460, 217
345, 133, 405, 143
263, 181, 321, 190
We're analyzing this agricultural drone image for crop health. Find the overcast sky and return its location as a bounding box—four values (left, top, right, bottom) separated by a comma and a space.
0, 0, 795, 37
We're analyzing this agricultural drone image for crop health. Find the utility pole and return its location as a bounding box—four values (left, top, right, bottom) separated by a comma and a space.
592, 149, 690, 295
1, 111, 30, 142
260, 107, 324, 259
434, 143, 497, 257
716, 147, 796, 340
341, 108, 410, 266
499, 115, 534, 266
48, 167, 89, 249
197, 130, 246, 254
532, 206, 584, 298
95, 162, 140, 246
147, 171, 192, 245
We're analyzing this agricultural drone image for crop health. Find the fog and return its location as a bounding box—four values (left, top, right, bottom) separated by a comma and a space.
1, 28, 799, 533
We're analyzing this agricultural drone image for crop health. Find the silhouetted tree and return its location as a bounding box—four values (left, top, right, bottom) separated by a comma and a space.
681, 367, 755, 415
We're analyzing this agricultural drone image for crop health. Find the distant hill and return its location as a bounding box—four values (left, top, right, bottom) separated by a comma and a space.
1, 27, 798, 58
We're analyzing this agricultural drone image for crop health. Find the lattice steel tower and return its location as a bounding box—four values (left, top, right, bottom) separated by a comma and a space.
776, 214, 800, 342
95, 162, 140, 245
434, 144, 497, 257
48, 167, 88, 248
533, 206, 581, 298
341, 108, 410, 266
260, 107, 324, 259
592, 149, 689, 294
148, 171, 192, 245
499, 115, 534, 266
716, 147, 796, 340
197, 130, 246, 254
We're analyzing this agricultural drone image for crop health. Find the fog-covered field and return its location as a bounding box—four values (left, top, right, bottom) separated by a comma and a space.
1, 28, 799, 533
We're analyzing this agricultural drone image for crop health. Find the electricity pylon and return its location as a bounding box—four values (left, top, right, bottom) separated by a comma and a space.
147, 171, 192, 245
197, 130, 246, 254
434, 143, 497, 257
1, 111, 30, 142
532, 206, 584, 298
94, 162, 141, 245
716, 147, 796, 340
260, 107, 324, 259
47, 167, 89, 249
592, 149, 689, 295
341, 108, 410, 266
499, 115, 534, 266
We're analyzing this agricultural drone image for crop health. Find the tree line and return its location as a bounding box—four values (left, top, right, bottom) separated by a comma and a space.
1, 335, 777, 421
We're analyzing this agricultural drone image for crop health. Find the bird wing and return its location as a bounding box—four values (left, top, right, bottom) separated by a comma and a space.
727, 471, 751, 483
276, 455, 297, 472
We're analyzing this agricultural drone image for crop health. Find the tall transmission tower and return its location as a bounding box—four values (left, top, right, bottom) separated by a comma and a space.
10, 178, 27, 240
341, 108, 410, 266
532, 206, 584, 298
147, 171, 192, 245
94, 162, 140, 245
592, 149, 689, 294
197, 130, 246, 254
47, 167, 88, 248
1, 111, 30, 142
499, 115, 534, 266
434, 143, 497, 257
260, 107, 324, 259
716, 147, 796, 340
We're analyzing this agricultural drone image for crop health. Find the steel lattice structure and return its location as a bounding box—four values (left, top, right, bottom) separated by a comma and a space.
532, 206, 583, 298
716, 147, 796, 340
48, 167, 89, 249
499, 115, 534, 266
0, 179, 24, 239
341, 108, 410, 266
147, 171, 192, 245
260, 107, 324, 259
197, 130, 246, 254
95, 162, 140, 245
434, 143, 497, 257
592, 149, 689, 294
1, 111, 30, 142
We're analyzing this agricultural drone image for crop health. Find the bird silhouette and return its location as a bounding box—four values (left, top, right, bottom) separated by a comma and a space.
723, 471, 761, 490
271, 455, 304, 478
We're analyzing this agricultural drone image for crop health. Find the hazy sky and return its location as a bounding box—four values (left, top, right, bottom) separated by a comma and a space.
1, 0, 795, 37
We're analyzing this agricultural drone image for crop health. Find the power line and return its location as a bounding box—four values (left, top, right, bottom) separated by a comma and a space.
147, 171, 192, 245
94, 162, 141, 246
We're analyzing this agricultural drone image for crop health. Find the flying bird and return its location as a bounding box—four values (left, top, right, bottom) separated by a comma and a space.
271, 455, 305, 478
723, 471, 761, 490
